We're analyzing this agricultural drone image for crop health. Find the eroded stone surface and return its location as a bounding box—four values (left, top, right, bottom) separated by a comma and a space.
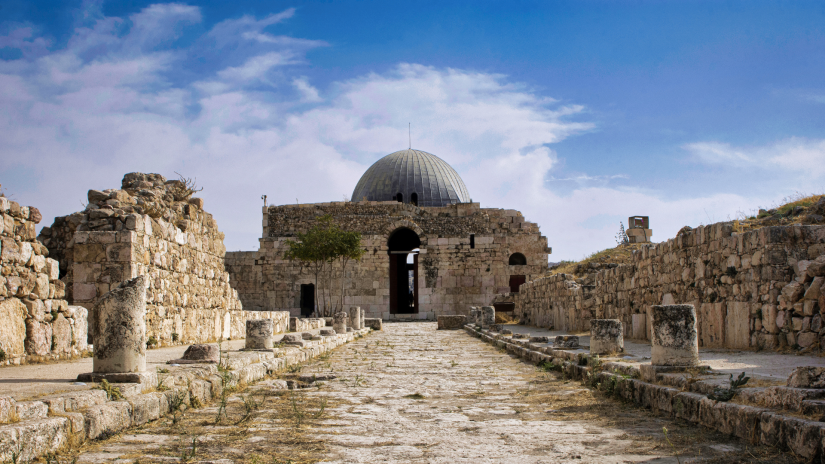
70, 323, 760, 463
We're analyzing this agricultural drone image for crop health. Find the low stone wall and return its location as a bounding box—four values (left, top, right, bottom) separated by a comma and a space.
515, 223, 825, 352
467, 325, 825, 461
39, 173, 245, 347
0, 197, 90, 365
0, 327, 371, 462
290, 317, 326, 332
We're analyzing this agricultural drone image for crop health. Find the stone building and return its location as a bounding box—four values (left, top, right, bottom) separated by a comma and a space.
226, 148, 551, 320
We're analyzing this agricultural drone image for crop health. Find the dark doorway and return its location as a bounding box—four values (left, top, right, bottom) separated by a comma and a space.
509, 275, 526, 293
388, 228, 420, 314
509, 252, 527, 265
300, 283, 315, 316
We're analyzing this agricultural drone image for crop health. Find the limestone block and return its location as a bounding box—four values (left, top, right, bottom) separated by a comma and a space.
1, 237, 32, 264
52, 313, 72, 354
590, 319, 624, 355
0, 299, 26, 357
651, 304, 699, 367
333, 312, 347, 333
725, 302, 750, 349
436, 315, 466, 330
349, 306, 362, 330
25, 319, 52, 356
92, 276, 147, 373
245, 319, 274, 350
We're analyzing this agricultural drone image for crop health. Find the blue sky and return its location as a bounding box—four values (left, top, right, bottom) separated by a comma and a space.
1, 0, 824, 260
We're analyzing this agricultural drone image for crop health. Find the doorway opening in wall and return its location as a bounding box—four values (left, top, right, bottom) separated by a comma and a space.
509, 275, 526, 293
388, 227, 420, 314
300, 283, 315, 316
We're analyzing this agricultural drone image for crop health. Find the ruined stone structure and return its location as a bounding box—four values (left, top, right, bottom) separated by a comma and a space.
226, 148, 550, 320
38, 173, 259, 347
514, 222, 825, 352
0, 197, 89, 365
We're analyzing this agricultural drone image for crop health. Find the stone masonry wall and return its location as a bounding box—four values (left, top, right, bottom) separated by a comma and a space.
226, 201, 550, 319
0, 197, 88, 365
514, 222, 825, 352
38, 173, 251, 347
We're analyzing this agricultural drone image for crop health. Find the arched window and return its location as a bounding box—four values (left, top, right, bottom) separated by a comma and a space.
396, 192, 403, 203
410, 192, 418, 206
509, 252, 527, 266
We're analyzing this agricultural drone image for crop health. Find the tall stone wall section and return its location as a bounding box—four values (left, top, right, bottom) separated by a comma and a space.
39, 173, 250, 347
226, 201, 550, 319
0, 197, 88, 365
515, 222, 825, 352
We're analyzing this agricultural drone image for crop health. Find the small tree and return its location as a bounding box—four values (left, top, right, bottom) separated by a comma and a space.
284, 216, 363, 316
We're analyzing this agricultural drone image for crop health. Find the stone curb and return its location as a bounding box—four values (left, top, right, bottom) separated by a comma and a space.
465, 325, 825, 461
0, 328, 371, 463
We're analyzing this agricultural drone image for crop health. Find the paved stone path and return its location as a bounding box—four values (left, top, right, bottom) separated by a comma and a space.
71, 323, 790, 463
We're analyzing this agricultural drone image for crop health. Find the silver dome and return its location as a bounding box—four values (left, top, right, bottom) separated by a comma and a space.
352, 149, 471, 207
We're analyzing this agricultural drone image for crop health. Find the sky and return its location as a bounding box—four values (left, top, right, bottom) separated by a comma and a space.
1, 0, 824, 261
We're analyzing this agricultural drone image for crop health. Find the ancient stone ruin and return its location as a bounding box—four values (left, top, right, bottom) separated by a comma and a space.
38, 172, 258, 347
0, 197, 88, 365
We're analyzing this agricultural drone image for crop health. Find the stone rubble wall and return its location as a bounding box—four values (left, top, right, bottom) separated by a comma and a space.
226, 201, 549, 320
38, 173, 249, 347
0, 327, 371, 463
515, 222, 825, 352
0, 197, 89, 365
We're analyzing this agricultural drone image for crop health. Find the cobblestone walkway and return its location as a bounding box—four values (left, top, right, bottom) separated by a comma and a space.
71, 322, 783, 463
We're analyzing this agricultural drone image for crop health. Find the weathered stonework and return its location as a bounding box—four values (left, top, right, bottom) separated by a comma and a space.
225, 201, 549, 320
38, 173, 254, 347
514, 222, 825, 352
0, 197, 87, 365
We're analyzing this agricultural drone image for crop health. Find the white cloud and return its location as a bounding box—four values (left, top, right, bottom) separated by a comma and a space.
0, 4, 798, 261
685, 138, 825, 176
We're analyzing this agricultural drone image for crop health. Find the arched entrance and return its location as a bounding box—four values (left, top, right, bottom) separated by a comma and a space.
388, 228, 420, 314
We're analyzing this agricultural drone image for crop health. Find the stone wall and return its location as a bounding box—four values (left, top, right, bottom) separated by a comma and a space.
38, 173, 249, 346
0, 197, 88, 365
514, 222, 825, 352
226, 201, 550, 319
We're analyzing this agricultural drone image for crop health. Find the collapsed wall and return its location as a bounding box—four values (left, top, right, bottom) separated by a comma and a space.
38, 173, 254, 346
515, 222, 825, 352
0, 197, 88, 365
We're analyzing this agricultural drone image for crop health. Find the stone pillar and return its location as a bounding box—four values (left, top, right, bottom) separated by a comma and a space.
590, 319, 624, 355
651, 304, 699, 366
333, 311, 348, 334
92, 276, 147, 374
481, 306, 495, 329
245, 319, 274, 350
349, 306, 362, 330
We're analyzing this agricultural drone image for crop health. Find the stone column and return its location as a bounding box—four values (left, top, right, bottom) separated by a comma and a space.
349, 306, 362, 330
590, 319, 624, 355
481, 306, 495, 329
92, 276, 147, 374
245, 319, 274, 350
651, 304, 699, 366
333, 311, 348, 334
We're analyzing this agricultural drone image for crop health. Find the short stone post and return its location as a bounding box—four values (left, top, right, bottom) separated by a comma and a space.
245, 319, 274, 350
349, 306, 362, 330
651, 304, 699, 366
92, 275, 147, 374
481, 306, 495, 329
333, 311, 348, 334
590, 319, 624, 355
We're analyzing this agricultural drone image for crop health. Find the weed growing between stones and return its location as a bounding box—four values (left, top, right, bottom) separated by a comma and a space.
708, 372, 750, 402
94, 379, 123, 400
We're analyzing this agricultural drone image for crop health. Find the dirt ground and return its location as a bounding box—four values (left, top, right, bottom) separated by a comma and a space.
57, 322, 804, 464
